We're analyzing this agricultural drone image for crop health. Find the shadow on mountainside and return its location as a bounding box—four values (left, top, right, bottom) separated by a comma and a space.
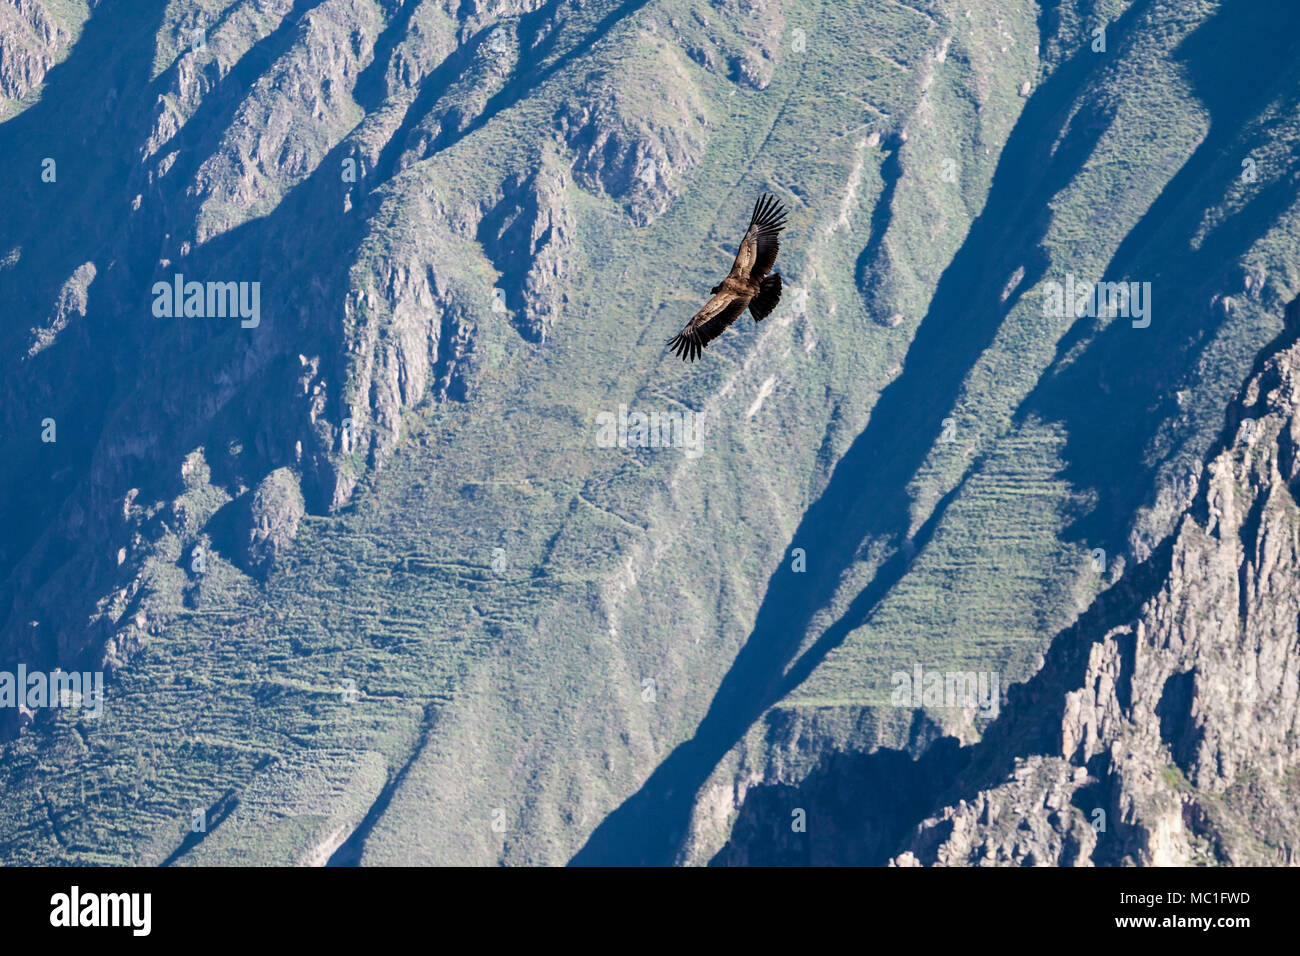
571, 0, 1159, 866
1023, 0, 1300, 558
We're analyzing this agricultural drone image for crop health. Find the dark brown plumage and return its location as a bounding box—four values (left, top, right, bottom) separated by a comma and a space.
667, 193, 787, 362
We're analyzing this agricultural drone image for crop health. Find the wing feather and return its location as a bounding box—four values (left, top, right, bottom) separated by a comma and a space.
728, 193, 787, 281
665, 194, 787, 363
666, 294, 749, 362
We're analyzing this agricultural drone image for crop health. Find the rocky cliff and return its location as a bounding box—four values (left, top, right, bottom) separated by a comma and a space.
890, 297, 1300, 867
5, 0, 1300, 868
704, 296, 1300, 867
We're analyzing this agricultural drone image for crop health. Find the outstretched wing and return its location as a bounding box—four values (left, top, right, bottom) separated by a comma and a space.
727, 193, 787, 281
667, 293, 749, 362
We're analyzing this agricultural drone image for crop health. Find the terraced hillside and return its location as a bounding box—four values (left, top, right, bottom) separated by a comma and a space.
2, 0, 1299, 866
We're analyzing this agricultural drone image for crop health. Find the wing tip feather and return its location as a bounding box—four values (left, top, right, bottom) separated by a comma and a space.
749, 192, 787, 233
667, 329, 703, 362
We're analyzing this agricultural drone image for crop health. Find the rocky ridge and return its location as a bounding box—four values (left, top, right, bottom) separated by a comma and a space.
892, 296, 1300, 866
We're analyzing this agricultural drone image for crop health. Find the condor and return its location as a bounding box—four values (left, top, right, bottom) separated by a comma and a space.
667, 193, 787, 362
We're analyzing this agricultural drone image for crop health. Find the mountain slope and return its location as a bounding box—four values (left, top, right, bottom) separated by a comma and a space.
888, 297, 1300, 867
1, 0, 1299, 868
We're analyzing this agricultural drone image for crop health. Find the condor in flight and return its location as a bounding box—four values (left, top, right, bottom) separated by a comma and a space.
667, 193, 786, 362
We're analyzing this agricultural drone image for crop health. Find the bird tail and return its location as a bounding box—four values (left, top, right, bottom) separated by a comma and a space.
750, 273, 782, 321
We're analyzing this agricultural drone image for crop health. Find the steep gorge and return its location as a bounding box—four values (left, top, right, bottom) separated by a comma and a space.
3, 0, 1300, 867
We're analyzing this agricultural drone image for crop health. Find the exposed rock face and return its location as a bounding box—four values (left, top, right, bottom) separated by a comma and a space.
893, 299, 1300, 867
891, 757, 1102, 867
557, 40, 709, 226
0, 0, 717, 689
27, 261, 96, 357
478, 161, 576, 342
242, 467, 305, 575
706, 301, 1300, 869
334, 207, 477, 509
675, 0, 787, 92
0, 0, 77, 106
184, 0, 381, 243
6, 0, 1300, 870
